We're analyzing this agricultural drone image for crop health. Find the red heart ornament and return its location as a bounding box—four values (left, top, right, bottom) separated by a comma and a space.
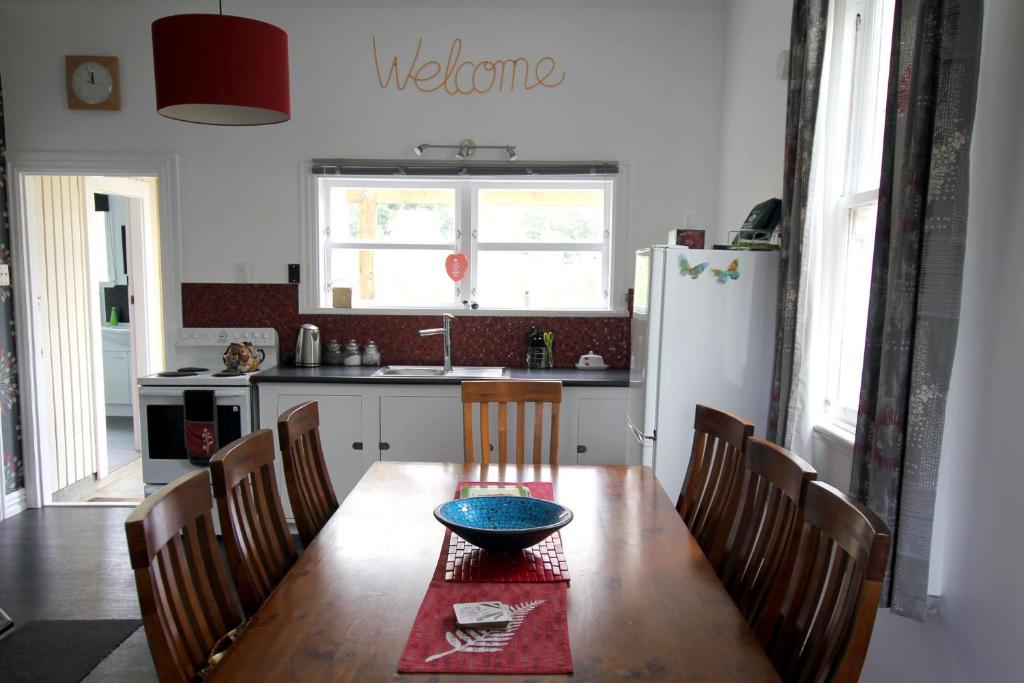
445, 253, 469, 282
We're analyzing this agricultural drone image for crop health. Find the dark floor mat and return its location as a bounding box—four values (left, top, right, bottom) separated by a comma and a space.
0, 619, 141, 682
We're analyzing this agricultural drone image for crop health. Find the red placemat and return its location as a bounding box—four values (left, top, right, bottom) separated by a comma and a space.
443, 531, 569, 583
438, 481, 570, 584
397, 581, 571, 674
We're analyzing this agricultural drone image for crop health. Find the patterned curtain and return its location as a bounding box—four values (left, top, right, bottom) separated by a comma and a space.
0, 74, 24, 496
767, 0, 829, 445
852, 0, 983, 621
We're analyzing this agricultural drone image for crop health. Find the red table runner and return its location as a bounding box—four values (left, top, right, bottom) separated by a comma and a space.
397, 481, 573, 675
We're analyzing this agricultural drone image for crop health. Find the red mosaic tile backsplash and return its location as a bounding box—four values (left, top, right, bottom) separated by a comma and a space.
181, 283, 631, 369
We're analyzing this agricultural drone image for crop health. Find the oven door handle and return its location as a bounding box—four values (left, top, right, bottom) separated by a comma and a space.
139, 387, 251, 398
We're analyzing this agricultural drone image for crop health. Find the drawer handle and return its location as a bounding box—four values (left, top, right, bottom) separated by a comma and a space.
352, 442, 363, 451
577, 445, 587, 454
379, 442, 391, 451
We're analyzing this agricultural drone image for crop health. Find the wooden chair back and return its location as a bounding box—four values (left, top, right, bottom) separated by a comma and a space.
708, 436, 816, 625
277, 400, 339, 547
211, 430, 297, 617
676, 405, 754, 558
125, 471, 243, 683
754, 481, 891, 683
461, 380, 562, 466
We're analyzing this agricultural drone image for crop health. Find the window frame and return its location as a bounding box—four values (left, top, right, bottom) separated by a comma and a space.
301, 172, 624, 316
818, 0, 893, 429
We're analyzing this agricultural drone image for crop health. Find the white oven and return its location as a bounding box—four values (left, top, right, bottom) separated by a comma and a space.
139, 327, 278, 492
140, 385, 253, 486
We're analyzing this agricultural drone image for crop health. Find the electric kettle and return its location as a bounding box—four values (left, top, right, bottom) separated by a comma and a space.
294, 324, 322, 367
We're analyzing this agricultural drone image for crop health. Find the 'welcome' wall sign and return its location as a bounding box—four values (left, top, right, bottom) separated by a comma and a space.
372, 36, 566, 95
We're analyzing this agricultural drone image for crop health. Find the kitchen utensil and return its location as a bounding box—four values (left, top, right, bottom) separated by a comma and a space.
543, 332, 555, 368
433, 496, 573, 554
575, 350, 608, 370
294, 324, 322, 367
526, 330, 549, 369
224, 341, 266, 372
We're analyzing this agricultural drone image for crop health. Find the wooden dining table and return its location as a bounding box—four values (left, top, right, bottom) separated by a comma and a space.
208, 461, 780, 681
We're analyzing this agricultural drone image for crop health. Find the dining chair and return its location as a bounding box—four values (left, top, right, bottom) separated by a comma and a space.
754, 481, 892, 683
461, 380, 562, 466
277, 400, 339, 548
707, 436, 816, 625
211, 430, 298, 617
125, 471, 244, 683
676, 404, 754, 560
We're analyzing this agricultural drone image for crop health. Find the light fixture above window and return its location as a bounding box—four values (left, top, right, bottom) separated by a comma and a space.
414, 139, 519, 162
151, 1, 290, 125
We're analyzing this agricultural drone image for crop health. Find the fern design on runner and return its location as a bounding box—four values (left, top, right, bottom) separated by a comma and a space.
424, 600, 545, 663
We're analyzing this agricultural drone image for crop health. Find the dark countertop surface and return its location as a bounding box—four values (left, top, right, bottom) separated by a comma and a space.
253, 365, 629, 387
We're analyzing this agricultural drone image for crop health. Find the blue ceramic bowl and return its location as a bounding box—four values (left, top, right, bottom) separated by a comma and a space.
434, 496, 574, 554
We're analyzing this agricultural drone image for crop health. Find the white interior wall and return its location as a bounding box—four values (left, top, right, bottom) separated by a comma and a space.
860, 0, 1024, 678
0, 0, 729, 310
716, 0, 790, 241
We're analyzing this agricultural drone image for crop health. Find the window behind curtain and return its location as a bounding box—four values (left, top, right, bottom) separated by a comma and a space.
820, 0, 896, 427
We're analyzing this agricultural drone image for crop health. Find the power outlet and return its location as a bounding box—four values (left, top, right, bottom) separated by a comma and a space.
0, 264, 10, 287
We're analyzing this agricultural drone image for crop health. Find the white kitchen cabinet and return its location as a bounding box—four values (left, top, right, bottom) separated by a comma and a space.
257, 384, 369, 520
379, 395, 464, 462
255, 381, 630, 520
101, 325, 132, 416
576, 397, 630, 465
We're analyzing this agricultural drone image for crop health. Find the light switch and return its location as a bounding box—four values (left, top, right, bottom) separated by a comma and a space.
0, 264, 10, 287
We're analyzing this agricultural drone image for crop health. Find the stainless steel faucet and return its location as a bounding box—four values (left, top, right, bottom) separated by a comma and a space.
418, 314, 454, 373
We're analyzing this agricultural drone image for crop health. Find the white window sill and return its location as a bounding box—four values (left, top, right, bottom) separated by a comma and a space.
812, 419, 856, 450
298, 306, 631, 318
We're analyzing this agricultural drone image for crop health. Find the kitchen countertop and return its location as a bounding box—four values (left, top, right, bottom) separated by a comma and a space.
253, 365, 629, 387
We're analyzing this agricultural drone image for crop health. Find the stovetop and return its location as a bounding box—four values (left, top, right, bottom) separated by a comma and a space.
139, 327, 279, 388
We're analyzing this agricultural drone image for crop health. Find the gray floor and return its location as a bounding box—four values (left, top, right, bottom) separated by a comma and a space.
0, 506, 156, 680
105, 416, 140, 473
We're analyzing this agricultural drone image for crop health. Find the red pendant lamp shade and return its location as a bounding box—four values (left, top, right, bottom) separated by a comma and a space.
152, 14, 290, 125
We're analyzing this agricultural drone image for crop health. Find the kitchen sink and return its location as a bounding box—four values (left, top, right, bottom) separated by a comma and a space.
372, 365, 508, 379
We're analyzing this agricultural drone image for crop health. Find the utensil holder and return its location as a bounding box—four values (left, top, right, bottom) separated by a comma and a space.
526, 347, 550, 369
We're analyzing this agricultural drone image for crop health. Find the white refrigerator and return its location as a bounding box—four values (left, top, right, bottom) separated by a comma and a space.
627, 246, 780, 503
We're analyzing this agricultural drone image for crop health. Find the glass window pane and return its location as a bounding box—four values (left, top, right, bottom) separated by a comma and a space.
329, 248, 457, 308
476, 251, 605, 309
327, 186, 455, 243
835, 203, 877, 411
477, 188, 604, 243
854, 1, 896, 193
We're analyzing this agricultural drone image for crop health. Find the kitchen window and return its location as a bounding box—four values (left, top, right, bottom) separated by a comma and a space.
818, 0, 895, 428
309, 162, 618, 314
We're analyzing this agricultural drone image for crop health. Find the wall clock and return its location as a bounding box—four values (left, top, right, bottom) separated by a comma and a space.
65, 55, 121, 110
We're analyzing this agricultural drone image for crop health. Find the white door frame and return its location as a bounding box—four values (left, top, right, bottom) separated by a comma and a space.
6, 152, 182, 508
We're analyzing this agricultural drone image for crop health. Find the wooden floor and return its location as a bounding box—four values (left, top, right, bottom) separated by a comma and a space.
0, 506, 156, 680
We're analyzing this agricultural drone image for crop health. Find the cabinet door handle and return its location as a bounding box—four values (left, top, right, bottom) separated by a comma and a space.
352, 442, 363, 451
379, 442, 391, 451
577, 445, 587, 454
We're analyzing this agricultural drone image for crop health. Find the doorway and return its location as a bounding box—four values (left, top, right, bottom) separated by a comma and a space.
17, 174, 165, 505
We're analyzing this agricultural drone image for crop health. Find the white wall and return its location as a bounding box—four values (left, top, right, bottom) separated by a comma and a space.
716, 0, 790, 242
0, 0, 729, 307
859, 0, 1024, 679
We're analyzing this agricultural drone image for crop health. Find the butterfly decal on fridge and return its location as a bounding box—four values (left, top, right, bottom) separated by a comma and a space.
711, 259, 740, 284
678, 256, 709, 280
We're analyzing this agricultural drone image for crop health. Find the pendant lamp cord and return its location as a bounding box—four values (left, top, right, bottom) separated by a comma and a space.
218, 0, 223, 14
